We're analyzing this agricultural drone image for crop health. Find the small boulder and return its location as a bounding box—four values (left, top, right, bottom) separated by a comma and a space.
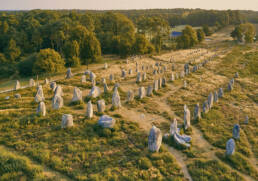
52, 95, 64, 110
98, 115, 116, 128
61, 114, 73, 128
65, 68, 73, 79
88, 86, 101, 98
226, 138, 235, 156
72, 87, 82, 102
232, 124, 240, 139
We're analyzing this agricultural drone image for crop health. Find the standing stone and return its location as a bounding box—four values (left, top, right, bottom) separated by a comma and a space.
214, 91, 218, 103
128, 69, 133, 75
148, 126, 162, 152
170, 118, 178, 135
193, 65, 198, 72
234, 72, 239, 78
98, 115, 116, 128
176, 73, 179, 79
158, 78, 162, 88
184, 105, 191, 130
35, 85, 45, 102
180, 71, 185, 78
153, 69, 157, 75
228, 82, 233, 91
37, 102, 46, 116
90, 72, 96, 82
29, 78, 36, 87
112, 87, 121, 108
72, 87, 82, 102
142, 65, 145, 71
86, 101, 93, 119
66, 68, 73, 79
44, 78, 49, 85
230, 78, 235, 85
139, 87, 145, 99
97, 99, 106, 113
61, 114, 73, 128
171, 73, 175, 82
88, 86, 101, 98
232, 124, 240, 139
244, 115, 249, 124
153, 80, 159, 91
81, 75, 86, 83
104, 83, 109, 93
142, 72, 147, 81
50, 82, 57, 91
104, 63, 108, 69
202, 101, 209, 113
14, 80, 21, 90
54, 85, 63, 97
136, 72, 142, 83
226, 138, 235, 156
147, 85, 153, 96
208, 92, 214, 109
172, 64, 175, 71
218, 88, 224, 98
183, 80, 187, 88
194, 103, 201, 120
121, 69, 126, 78
162, 77, 166, 87
52, 95, 64, 110
127, 90, 134, 102
109, 74, 114, 83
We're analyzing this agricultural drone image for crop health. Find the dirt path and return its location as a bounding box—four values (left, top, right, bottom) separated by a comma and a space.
0, 145, 71, 181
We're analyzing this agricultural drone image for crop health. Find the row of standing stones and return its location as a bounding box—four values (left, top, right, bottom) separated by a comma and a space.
6, 53, 246, 154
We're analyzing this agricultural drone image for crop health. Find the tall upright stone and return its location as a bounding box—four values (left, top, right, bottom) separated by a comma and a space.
127, 90, 134, 102
162, 77, 166, 87
104, 83, 109, 93
232, 124, 240, 139
171, 73, 175, 82
50, 82, 57, 91
170, 118, 178, 135
86, 101, 93, 119
244, 115, 249, 124
153, 80, 159, 91
109, 74, 114, 83
97, 99, 105, 113
54, 85, 63, 97
121, 69, 126, 78
14, 80, 21, 90
214, 91, 218, 103
235, 72, 239, 78
88, 86, 101, 98
104, 63, 108, 69
208, 92, 214, 109
142, 72, 147, 81
180, 71, 185, 78
61, 114, 73, 128
183, 80, 187, 88
136, 72, 142, 83
128, 69, 133, 75
44, 78, 49, 85
29, 78, 35, 87
52, 95, 64, 110
147, 85, 153, 96
112, 87, 121, 108
226, 138, 235, 156
194, 103, 201, 120
228, 82, 233, 91
184, 105, 191, 130
202, 100, 209, 113
139, 87, 145, 99
37, 102, 46, 116
35, 85, 45, 102
90, 72, 96, 82
66, 68, 73, 79
158, 78, 162, 88
72, 87, 82, 102
218, 88, 223, 98
148, 126, 162, 152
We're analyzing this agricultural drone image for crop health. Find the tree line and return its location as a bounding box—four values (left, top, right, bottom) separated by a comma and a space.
0, 9, 245, 77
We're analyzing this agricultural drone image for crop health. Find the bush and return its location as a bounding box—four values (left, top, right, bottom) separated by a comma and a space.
138, 157, 152, 169
32, 48, 65, 74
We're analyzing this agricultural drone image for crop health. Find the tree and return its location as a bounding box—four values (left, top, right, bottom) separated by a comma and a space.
231, 26, 243, 42
197, 29, 205, 42
5, 39, 21, 62
176, 26, 198, 49
33, 48, 65, 74
231, 23, 256, 43
134, 33, 151, 54
202, 25, 212, 36
63, 40, 80, 67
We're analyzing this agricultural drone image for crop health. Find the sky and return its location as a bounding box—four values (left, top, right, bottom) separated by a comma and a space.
0, 0, 258, 11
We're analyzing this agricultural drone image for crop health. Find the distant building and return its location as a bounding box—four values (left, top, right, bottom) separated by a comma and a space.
170, 31, 182, 39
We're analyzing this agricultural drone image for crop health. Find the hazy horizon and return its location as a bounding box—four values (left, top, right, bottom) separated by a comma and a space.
0, 0, 258, 11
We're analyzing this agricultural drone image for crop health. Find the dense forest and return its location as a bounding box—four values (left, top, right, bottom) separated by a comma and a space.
0, 9, 246, 77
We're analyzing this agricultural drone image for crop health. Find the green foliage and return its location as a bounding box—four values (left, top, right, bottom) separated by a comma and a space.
196, 28, 205, 42
177, 25, 199, 49
4, 39, 21, 62
32, 48, 65, 74
138, 157, 152, 169
18, 53, 36, 76
202, 25, 212, 36
231, 23, 256, 43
